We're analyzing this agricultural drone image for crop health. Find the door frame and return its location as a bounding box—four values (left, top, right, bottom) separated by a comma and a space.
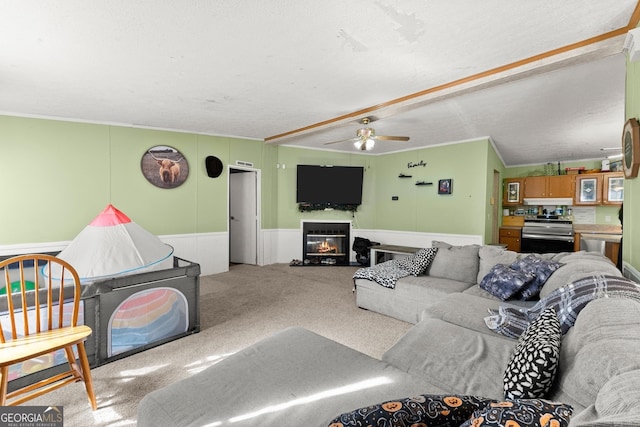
228, 165, 262, 265
492, 170, 500, 244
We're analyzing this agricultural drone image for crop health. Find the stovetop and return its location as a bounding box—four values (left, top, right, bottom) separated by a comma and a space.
524, 214, 573, 223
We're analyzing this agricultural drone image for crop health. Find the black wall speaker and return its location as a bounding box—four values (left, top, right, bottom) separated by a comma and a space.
205, 156, 223, 178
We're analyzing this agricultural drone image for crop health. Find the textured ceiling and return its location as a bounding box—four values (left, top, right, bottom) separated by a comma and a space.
0, 1, 638, 165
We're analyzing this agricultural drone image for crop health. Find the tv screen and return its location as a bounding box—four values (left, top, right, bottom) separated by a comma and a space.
296, 165, 364, 205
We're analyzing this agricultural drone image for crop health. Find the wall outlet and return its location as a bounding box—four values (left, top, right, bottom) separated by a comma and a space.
605, 215, 611, 222
392, 196, 399, 201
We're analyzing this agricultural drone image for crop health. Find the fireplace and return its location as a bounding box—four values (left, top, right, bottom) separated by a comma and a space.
302, 221, 350, 265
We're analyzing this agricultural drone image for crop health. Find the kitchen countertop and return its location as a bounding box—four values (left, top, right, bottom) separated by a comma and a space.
573, 224, 622, 235
573, 224, 622, 243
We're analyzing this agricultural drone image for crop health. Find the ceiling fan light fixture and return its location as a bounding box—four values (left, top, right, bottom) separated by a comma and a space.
323, 116, 409, 150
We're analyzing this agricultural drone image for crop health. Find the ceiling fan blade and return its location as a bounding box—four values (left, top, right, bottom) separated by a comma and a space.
323, 137, 359, 146
375, 135, 410, 141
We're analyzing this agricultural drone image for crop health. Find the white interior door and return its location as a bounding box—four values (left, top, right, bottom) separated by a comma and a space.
229, 169, 257, 264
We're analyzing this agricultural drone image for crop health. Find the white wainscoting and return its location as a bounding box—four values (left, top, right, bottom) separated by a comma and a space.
351, 229, 483, 248
266, 228, 302, 265
159, 232, 228, 276
0, 232, 229, 277
0, 229, 484, 278
266, 228, 484, 264
0, 241, 69, 257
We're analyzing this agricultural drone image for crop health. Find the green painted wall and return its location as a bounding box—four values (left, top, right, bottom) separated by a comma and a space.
624, 48, 640, 271
1, 117, 501, 246
276, 140, 496, 240
0, 116, 270, 244
369, 140, 492, 237
4, 113, 631, 253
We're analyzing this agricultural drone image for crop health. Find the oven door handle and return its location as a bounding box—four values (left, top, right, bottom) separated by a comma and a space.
522, 233, 574, 242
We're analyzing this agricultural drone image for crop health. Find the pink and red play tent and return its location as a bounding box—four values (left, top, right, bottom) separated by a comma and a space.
46, 204, 174, 283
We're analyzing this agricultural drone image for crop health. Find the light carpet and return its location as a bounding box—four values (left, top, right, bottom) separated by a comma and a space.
28, 263, 411, 426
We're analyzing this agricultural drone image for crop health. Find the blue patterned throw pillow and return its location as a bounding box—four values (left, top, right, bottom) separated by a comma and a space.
510, 256, 563, 300
479, 264, 532, 301
327, 394, 494, 427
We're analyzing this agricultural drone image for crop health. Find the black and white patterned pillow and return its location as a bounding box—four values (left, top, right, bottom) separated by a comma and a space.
503, 307, 561, 400
396, 247, 438, 276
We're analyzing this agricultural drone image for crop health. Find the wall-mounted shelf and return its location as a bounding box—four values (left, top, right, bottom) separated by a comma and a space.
415, 181, 433, 186
398, 173, 412, 178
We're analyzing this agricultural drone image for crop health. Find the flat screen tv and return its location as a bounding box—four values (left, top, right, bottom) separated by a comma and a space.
296, 165, 364, 205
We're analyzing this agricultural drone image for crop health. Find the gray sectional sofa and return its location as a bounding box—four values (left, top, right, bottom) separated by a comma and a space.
354, 241, 623, 324
138, 243, 640, 427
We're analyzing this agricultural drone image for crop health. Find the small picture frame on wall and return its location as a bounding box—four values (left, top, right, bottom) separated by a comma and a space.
438, 179, 452, 194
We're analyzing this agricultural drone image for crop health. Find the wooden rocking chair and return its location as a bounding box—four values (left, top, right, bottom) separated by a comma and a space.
0, 254, 96, 409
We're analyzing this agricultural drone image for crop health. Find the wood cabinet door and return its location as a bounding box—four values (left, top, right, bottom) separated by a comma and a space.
499, 228, 521, 252
547, 175, 574, 197
603, 173, 624, 205
574, 174, 603, 205
524, 176, 547, 197
503, 178, 523, 205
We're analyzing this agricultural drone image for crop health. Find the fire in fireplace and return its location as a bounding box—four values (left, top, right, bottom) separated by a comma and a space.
302, 222, 350, 265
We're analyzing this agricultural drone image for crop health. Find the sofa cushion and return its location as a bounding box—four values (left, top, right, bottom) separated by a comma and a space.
327, 394, 494, 427
428, 241, 480, 284
539, 253, 621, 299
383, 317, 514, 399
423, 293, 503, 335
395, 247, 438, 276
550, 298, 640, 410
138, 327, 449, 427
477, 245, 519, 284
355, 275, 473, 324
479, 264, 532, 301
460, 399, 573, 427
503, 307, 561, 400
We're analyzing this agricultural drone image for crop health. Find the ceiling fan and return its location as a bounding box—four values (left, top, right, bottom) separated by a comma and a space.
323, 117, 410, 151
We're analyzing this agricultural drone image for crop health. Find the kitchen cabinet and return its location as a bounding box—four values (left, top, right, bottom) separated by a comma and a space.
575, 172, 624, 206
603, 173, 624, 205
523, 175, 574, 198
502, 178, 524, 206
499, 227, 521, 252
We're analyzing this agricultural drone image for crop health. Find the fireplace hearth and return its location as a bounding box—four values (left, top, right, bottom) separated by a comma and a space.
302, 221, 350, 265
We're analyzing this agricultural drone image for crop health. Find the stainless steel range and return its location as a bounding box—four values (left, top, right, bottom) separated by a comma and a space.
521, 215, 574, 253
